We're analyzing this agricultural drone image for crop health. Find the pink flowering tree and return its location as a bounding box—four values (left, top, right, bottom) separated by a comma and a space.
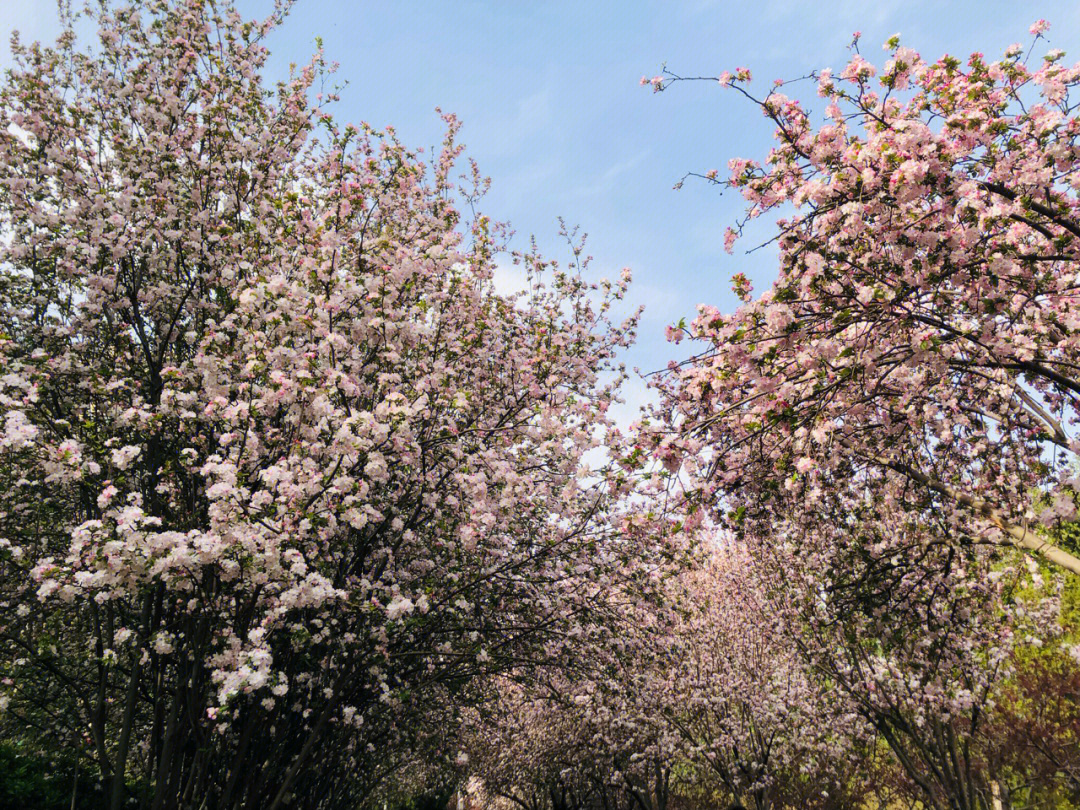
461, 541, 874, 810
653, 545, 871, 810
461, 666, 681, 810
649, 23, 1080, 575
458, 541, 694, 810
643, 23, 1080, 810
756, 510, 1061, 810
0, 2, 648, 807
457, 536, 691, 810
461, 677, 603, 810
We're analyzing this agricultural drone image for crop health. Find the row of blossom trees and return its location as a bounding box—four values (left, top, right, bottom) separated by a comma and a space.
457, 22, 1080, 810
1, 3, 1079, 810
460, 537, 1074, 810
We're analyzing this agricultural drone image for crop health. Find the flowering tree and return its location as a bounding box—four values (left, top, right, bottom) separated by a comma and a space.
458, 550, 692, 810
642, 21, 1080, 810
0, 2, 646, 807
655, 546, 870, 810
462, 669, 683, 810
764, 511, 1062, 810
459, 573, 685, 810
462, 677, 603, 810
650, 23, 1080, 576
462, 542, 880, 810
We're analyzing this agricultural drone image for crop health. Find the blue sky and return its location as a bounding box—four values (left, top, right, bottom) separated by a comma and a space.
6, 0, 1080, 416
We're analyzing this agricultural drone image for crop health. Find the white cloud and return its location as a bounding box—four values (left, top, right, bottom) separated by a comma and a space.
490, 255, 530, 298
609, 373, 657, 432
572, 150, 651, 198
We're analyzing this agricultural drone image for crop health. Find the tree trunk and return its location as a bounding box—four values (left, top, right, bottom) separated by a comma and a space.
990, 780, 1003, 810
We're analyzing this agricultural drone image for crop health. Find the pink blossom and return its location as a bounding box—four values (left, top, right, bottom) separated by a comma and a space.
110, 444, 142, 470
